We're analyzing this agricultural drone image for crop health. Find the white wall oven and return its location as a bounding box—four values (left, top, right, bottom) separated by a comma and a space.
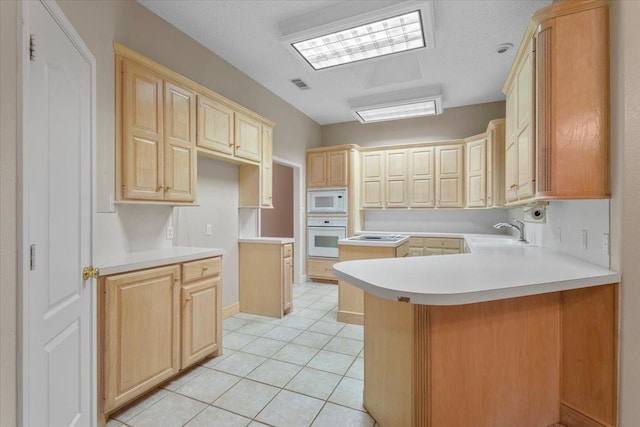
307, 188, 347, 215
307, 218, 347, 259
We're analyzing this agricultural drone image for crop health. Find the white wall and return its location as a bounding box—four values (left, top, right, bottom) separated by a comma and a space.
363, 209, 509, 234
174, 158, 240, 307
509, 200, 610, 268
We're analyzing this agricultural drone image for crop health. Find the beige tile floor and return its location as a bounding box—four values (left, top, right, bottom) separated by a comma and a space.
108, 282, 379, 427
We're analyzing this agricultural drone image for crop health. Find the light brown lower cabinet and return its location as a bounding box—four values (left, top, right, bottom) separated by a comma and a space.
408, 237, 465, 256
307, 258, 338, 282
337, 241, 409, 325
239, 242, 293, 318
363, 284, 618, 427
98, 257, 222, 422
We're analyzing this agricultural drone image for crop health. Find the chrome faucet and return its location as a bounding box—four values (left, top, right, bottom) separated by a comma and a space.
493, 219, 527, 242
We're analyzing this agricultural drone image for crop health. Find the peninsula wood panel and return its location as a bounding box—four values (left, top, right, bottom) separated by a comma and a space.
103, 265, 180, 413
561, 284, 617, 427
122, 60, 164, 200
429, 293, 561, 427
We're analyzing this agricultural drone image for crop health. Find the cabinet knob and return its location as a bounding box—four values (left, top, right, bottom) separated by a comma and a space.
185, 296, 191, 302
157, 185, 164, 191
510, 184, 517, 189
166, 186, 172, 191
202, 266, 209, 271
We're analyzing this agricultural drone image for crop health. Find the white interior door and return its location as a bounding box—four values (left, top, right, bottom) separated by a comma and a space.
23, 1, 95, 426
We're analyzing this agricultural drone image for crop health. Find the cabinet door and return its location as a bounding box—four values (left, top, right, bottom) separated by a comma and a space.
385, 149, 408, 207
181, 277, 221, 369
505, 87, 519, 203
361, 151, 385, 208
327, 150, 348, 187
307, 152, 327, 188
197, 95, 234, 155
122, 60, 164, 200
283, 256, 293, 312
466, 137, 487, 208
235, 112, 262, 162
164, 81, 196, 202
104, 265, 180, 412
409, 147, 435, 208
425, 248, 444, 256
516, 40, 536, 200
435, 145, 464, 208
261, 126, 273, 207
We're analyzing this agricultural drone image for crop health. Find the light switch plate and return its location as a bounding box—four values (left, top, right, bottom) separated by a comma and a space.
581, 229, 588, 250
206, 224, 212, 236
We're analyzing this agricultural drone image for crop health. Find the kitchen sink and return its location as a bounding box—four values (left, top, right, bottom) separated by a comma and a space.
348, 234, 407, 242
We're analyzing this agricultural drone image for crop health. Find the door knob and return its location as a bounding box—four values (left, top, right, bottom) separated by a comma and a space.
82, 266, 99, 280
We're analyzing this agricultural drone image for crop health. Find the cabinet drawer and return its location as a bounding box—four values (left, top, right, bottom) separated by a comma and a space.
283, 243, 293, 258
182, 257, 221, 283
307, 258, 336, 279
425, 238, 462, 249
409, 237, 425, 248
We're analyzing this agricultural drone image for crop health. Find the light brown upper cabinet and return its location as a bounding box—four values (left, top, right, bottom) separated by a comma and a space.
385, 149, 409, 208
235, 112, 262, 163
361, 149, 408, 208
115, 43, 276, 206
435, 144, 464, 208
119, 60, 196, 203
260, 126, 273, 207
197, 95, 234, 155
409, 147, 435, 208
306, 149, 348, 188
503, 1, 610, 205
361, 151, 385, 208
466, 135, 488, 208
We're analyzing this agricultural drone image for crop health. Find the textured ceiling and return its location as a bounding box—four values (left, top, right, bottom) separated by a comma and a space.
138, 0, 550, 125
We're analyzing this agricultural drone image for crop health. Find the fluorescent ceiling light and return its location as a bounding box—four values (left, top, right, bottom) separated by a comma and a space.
353, 95, 442, 123
283, 1, 433, 70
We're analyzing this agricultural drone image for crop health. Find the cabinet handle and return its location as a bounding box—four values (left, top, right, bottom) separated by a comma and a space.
166, 186, 172, 191
510, 184, 517, 189
202, 266, 209, 271
185, 296, 191, 302
157, 185, 164, 191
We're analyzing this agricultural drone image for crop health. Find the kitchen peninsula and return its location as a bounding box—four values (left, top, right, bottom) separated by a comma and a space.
334, 239, 620, 427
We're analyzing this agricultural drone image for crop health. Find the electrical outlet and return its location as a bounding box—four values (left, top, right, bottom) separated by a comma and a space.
206, 224, 212, 236
108, 193, 115, 212
602, 233, 609, 254
166, 226, 174, 240
555, 227, 562, 243
581, 229, 588, 250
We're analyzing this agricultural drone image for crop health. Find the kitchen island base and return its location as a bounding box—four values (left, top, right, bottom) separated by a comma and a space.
363, 284, 617, 427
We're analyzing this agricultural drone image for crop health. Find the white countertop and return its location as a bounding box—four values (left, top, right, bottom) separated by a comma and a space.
238, 237, 295, 244
333, 234, 620, 306
98, 246, 225, 276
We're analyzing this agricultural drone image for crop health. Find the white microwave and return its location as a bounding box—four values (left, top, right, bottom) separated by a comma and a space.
307, 188, 347, 215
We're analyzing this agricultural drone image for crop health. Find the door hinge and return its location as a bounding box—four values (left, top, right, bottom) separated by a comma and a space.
29, 244, 36, 270
29, 34, 36, 62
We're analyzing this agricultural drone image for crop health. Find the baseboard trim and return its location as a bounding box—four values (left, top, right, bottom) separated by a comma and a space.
222, 302, 240, 319
337, 310, 364, 325
561, 403, 611, 427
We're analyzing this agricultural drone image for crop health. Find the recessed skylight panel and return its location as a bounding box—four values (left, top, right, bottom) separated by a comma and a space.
292, 11, 425, 70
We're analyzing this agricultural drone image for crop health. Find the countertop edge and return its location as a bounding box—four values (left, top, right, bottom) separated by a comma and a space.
98, 247, 225, 276
238, 237, 295, 244
333, 267, 621, 306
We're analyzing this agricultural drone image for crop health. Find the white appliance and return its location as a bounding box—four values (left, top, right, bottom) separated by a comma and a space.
307, 218, 347, 258
307, 188, 347, 215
